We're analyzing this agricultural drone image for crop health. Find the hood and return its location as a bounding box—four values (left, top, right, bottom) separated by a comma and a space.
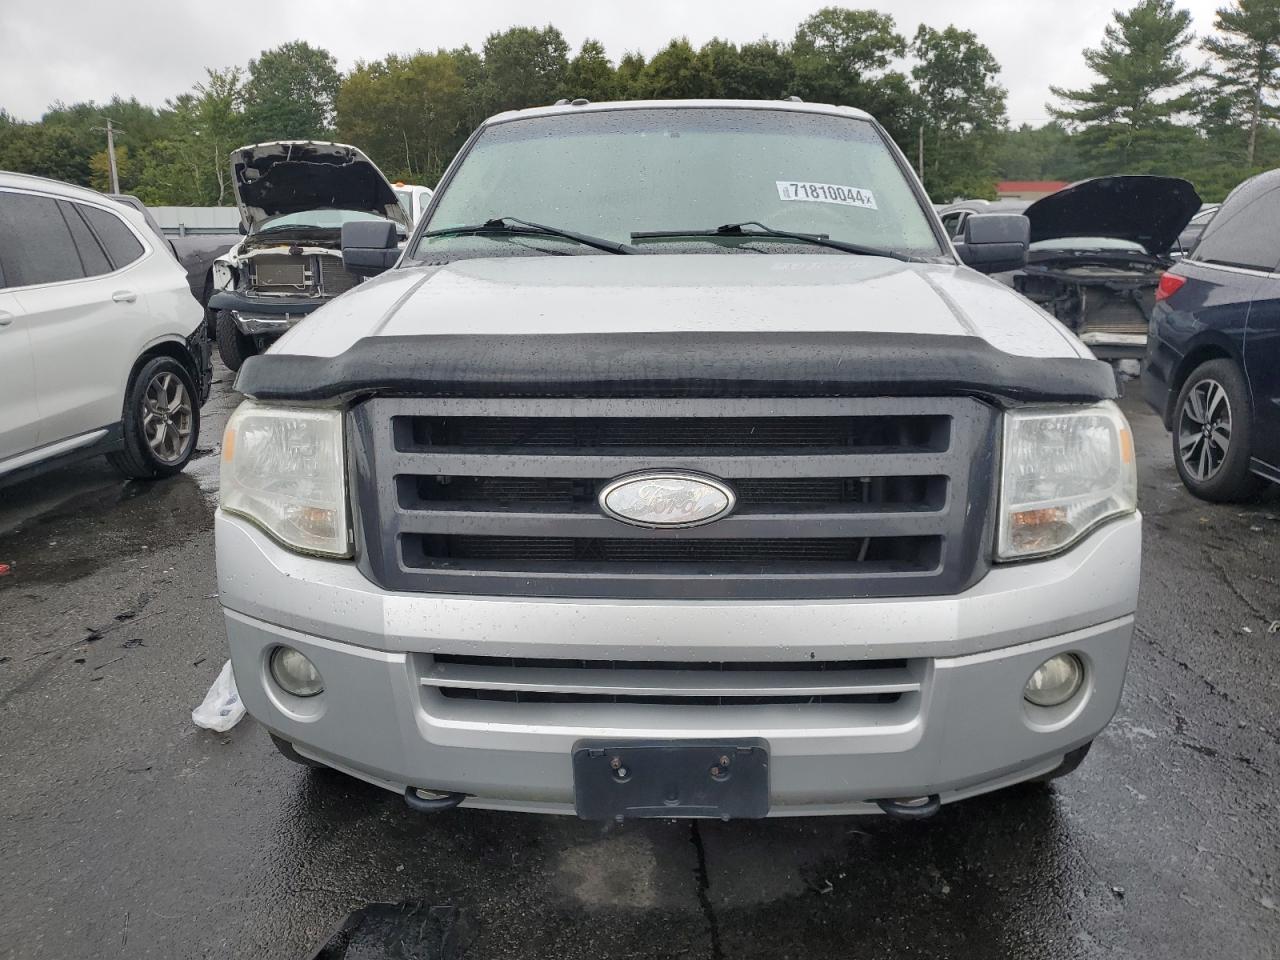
1024, 175, 1201, 255
271, 254, 1088, 361
230, 141, 409, 231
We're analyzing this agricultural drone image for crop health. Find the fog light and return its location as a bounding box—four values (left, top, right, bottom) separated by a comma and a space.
1024, 653, 1083, 707
270, 646, 324, 697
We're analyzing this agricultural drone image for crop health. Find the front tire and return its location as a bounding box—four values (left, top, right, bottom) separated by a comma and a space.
1171, 358, 1265, 502
108, 356, 200, 479
216, 310, 255, 372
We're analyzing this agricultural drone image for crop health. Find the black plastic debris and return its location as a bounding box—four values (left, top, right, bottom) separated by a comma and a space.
303, 902, 473, 960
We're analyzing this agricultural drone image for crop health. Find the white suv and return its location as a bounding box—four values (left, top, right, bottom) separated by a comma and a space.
0, 172, 210, 487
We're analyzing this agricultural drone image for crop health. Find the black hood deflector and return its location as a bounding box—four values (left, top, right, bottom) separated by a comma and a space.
236, 333, 1117, 406
1025, 175, 1201, 254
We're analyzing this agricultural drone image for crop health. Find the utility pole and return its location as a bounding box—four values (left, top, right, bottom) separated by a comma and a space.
104, 120, 119, 195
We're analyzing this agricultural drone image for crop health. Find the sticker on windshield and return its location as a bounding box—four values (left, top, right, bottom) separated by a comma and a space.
776, 181, 877, 210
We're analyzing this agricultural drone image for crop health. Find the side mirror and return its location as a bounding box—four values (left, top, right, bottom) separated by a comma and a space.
342, 220, 399, 277
955, 214, 1029, 274
238, 221, 248, 235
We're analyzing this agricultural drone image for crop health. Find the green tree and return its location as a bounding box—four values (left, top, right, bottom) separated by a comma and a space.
633, 39, 716, 99
243, 41, 340, 141
337, 51, 467, 184
89, 144, 136, 193
1201, 0, 1280, 165
481, 26, 570, 112
992, 122, 1084, 181
737, 40, 797, 99
129, 68, 246, 206
697, 38, 794, 100
910, 25, 1008, 200
789, 8, 915, 142
1049, 0, 1199, 173
614, 52, 647, 99
566, 39, 617, 101
447, 45, 490, 133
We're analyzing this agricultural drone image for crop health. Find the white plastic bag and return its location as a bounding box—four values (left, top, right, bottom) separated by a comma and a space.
192, 659, 246, 732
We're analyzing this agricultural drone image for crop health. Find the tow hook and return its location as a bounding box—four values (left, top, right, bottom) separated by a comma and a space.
403, 786, 468, 814
874, 795, 941, 820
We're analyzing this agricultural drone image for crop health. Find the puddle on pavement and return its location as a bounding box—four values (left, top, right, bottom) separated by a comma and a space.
0, 470, 214, 589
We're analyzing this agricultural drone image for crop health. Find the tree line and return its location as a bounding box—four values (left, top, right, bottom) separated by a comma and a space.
3, 1, 1280, 205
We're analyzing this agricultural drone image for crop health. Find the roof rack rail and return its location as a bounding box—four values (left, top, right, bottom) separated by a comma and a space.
783, 95, 803, 103
554, 98, 571, 106
570, 98, 591, 106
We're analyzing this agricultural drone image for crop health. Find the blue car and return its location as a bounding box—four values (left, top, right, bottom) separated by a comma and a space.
1145, 168, 1280, 501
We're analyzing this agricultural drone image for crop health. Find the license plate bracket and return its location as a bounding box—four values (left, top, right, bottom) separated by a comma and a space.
572, 739, 770, 821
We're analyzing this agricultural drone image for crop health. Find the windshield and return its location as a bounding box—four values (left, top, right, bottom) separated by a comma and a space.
415, 107, 942, 259
254, 209, 391, 234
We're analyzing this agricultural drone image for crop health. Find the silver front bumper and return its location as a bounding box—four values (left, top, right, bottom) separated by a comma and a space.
216, 511, 1140, 815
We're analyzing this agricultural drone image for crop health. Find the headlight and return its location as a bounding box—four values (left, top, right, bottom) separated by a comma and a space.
212, 260, 236, 291
997, 402, 1136, 560
221, 400, 350, 556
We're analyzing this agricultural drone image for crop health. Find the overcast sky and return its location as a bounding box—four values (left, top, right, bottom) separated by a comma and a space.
1, 0, 1225, 125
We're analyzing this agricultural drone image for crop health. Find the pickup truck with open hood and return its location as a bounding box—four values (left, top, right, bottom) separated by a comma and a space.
215, 100, 1140, 821
207, 141, 410, 370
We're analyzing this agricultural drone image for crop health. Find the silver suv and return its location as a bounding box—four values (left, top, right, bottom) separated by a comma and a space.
216, 100, 1140, 820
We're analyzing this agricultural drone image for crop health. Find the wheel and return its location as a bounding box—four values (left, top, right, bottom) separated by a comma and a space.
270, 733, 327, 768
1029, 741, 1092, 783
216, 309, 255, 372
107, 356, 200, 479
1171, 358, 1266, 502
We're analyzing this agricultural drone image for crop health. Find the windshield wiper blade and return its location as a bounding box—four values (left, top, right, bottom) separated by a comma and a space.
422, 217, 637, 254
631, 221, 911, 261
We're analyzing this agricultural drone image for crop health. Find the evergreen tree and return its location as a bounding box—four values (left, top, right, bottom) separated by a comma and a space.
1202, 0, 1280, 165
1049, 0, 1199, 173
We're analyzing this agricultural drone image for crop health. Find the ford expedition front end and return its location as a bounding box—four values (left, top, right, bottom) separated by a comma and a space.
215, 100, 1140, 819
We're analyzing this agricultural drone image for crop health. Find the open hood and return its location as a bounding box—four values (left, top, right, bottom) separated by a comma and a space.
1024, 175, 1201, 255
230, 141, 409, 232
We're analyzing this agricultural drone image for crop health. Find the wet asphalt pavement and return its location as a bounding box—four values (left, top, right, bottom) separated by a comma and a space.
1, 368, 1277, 960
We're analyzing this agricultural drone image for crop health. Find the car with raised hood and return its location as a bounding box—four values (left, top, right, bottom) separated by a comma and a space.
1145, 167, 1280, 501
995, 176, 1201, 369
208, 141, 410, 371
216, 99, 1140, 821
1, 172, 209, 487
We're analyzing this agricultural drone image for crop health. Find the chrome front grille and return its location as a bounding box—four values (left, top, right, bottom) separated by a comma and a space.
350, 396, 998, 600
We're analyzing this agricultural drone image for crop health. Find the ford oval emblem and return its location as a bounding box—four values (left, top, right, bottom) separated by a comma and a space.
599, 471, 736, 528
